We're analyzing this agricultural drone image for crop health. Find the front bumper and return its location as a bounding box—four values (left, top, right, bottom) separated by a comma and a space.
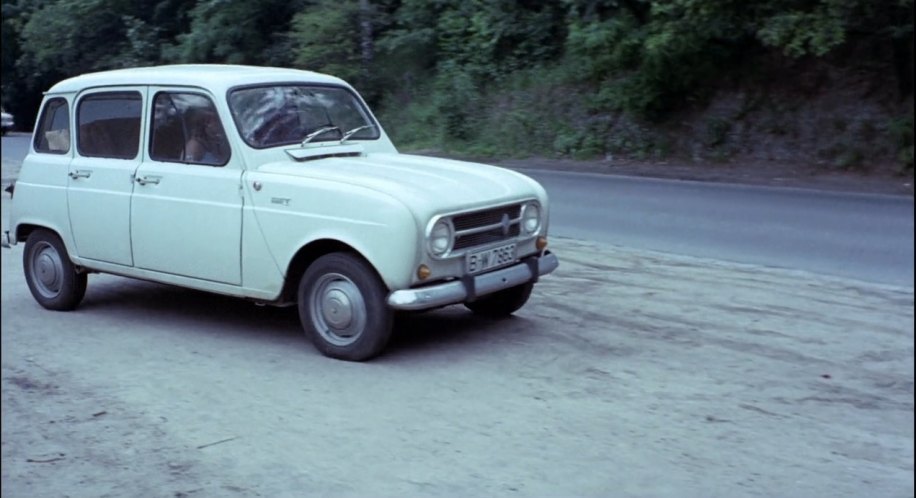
1, 230, 12, 249
387, 251, 559, 311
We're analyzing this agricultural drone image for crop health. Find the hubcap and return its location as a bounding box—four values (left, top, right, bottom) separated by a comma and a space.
310, 273, 367, 346
321, 287, 353, 329
31, 242, 64, 298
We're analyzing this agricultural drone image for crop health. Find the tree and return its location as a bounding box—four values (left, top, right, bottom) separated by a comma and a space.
165, 0, 308, 66
289, 0, 364, 82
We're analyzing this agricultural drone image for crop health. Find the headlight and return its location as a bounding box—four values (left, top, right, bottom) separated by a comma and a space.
428, 219, 453, 256
521, 203, 541, 234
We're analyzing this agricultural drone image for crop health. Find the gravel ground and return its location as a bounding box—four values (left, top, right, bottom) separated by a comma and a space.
1, 141, 913, 497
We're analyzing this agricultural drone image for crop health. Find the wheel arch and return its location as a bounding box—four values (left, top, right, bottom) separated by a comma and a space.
280, 238, 387, 303
15, 223, 82, 263
15, 223, 48, 243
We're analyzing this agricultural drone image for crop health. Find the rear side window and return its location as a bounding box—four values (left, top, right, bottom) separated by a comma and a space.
77, 92, 142, 159
34, 98, 71, 154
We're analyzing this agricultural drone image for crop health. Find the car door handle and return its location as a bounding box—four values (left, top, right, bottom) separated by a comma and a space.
68, 170, 92, 179
136, 176, 161, 186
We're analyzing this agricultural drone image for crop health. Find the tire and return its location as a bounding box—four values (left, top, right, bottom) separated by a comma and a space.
23, 229, 87, 311
465, 282, 534, 318
297, 252, 393, 361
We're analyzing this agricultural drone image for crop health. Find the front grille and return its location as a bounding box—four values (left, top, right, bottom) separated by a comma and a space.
453, 205, 521, 231
449, 203, 523, 252
454, 224, 521, 250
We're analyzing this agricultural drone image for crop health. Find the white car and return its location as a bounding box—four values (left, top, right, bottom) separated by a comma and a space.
1, 109, 13, 134
3, 64, 558, 361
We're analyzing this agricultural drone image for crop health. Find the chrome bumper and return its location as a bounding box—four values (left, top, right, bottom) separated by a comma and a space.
387, 251, 559, 311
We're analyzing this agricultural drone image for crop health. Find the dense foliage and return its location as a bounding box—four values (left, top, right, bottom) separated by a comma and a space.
1, 0, 913, 165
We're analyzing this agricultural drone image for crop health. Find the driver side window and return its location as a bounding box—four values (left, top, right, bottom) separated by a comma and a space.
150, 92, 230, 166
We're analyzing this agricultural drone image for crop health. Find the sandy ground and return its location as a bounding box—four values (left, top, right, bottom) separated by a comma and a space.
1, 186, 913, 496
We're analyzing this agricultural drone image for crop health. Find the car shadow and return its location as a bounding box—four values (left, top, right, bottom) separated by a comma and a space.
76, 275, 525, 359
386, 308, 526, 359
77, 276, 302, 339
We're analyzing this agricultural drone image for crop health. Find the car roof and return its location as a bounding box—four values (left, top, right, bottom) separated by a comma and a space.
46, 64, 349, 95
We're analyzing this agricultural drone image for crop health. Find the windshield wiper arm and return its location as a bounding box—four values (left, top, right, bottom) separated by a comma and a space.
340, 124, 376, 143
301, 126, 340, 146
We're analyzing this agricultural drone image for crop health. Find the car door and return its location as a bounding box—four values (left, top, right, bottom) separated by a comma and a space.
129, 88, 243, 285
67, 88, 145, 266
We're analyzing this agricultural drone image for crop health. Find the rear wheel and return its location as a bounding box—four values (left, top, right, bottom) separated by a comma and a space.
23, 229, 87, 311
465, 282, 533, 318
297, 253, 393, 361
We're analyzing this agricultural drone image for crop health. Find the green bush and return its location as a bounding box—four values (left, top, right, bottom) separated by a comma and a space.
888, 115, 915, 170
704, 118, 732, 147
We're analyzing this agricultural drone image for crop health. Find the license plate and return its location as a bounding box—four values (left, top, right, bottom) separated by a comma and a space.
466, 243, 517, 274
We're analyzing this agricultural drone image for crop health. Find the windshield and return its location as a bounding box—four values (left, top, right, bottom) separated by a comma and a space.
228, 85, 380, 149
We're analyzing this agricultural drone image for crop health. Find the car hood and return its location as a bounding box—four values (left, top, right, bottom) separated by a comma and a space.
255, 152, 545, 218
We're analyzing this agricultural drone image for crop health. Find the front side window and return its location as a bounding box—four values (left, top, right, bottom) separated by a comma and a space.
150, 92, 230, 166
34, 98, 71, 154
228, 85, 379, 149
77, 92, 142, 159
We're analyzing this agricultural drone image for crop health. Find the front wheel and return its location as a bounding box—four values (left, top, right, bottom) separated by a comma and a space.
23, 229, 87, 311
297, 253, 393, 361
464, 282, 534, 318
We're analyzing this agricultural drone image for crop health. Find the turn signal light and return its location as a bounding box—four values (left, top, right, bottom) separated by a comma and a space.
417, 264, 431, 280
536, 236, 548, 251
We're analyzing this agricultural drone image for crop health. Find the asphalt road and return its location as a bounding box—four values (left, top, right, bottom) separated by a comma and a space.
520, 169, 914, 287
3, 133, 914, 286
0, 133, 29, 181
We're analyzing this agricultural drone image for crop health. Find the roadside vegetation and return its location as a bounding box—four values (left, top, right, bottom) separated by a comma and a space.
1, 0, 913, 171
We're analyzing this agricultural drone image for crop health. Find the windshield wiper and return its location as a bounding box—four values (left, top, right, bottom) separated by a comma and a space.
340, 124, 376, 143
301, 126, 340, 146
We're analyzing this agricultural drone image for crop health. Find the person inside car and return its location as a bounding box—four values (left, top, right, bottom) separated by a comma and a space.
185, 107, 228, 165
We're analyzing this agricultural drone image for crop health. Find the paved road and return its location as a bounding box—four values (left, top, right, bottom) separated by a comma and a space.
4, 133, 913, 286
0, 134, 29, 186
519, 170, 913, 286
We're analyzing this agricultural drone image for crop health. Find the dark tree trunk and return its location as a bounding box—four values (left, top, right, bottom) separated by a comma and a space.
359, 0, 373, 78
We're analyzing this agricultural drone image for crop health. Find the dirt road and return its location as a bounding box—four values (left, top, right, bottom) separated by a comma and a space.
2, 183, 912, 497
